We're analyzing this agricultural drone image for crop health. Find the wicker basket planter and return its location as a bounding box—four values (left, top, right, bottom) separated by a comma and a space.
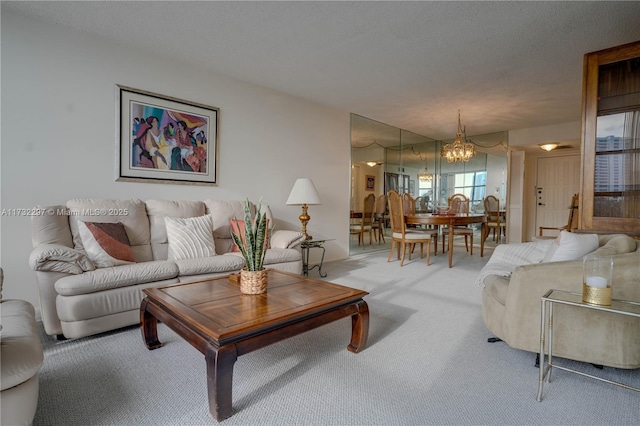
240, 269, 268, 295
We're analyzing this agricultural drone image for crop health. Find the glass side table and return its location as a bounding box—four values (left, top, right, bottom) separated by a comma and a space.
537, 289, 640, 401
301, 239, 333, 277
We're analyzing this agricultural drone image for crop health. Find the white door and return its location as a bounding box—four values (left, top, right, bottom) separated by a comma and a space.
535, 155, 580, 236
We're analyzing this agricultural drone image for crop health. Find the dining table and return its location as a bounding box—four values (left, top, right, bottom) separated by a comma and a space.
404, 213, 488, 268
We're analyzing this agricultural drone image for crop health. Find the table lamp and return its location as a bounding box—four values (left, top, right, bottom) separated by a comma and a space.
286, 178, 321, 240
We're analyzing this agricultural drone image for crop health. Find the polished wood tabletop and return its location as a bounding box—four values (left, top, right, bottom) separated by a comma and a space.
405, 213, 487, 268
140, 269, 369, 421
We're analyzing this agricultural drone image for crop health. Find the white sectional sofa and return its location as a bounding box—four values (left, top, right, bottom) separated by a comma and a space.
30, 199, 304, 339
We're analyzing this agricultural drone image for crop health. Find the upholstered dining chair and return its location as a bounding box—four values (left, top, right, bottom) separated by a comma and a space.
387, 190, 438, 266
483, 195, 506, 242
350, 193, 376, 247
371, 194, 387, 244
441, 193, 474, 254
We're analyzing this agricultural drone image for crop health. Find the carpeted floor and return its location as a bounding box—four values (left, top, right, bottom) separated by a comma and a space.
34, 248, 640, 425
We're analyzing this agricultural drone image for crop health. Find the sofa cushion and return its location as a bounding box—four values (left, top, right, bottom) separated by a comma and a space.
145, 200, 206, 260
591, 234, 638, 257
173, 253, 246, 276
205, 200, 247, 240
67, 199, 152, 262
78, 221, 135, 268
54, 260, 179, 296
542, 231, 599, 263
0, 300, 44, 391
165, 215, 216, 260
262, 248, 302, 265
31, 205, 73, 247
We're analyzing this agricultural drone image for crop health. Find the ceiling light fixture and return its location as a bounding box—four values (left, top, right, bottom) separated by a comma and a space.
441, 110, 476, 163
539, 143, 558, 151
366, 161, 378, 167
417, 167, 433, 182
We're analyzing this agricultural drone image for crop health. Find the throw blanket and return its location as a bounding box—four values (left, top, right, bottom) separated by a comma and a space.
474, 239, 553, 287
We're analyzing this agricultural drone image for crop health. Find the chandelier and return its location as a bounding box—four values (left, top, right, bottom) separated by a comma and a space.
417, 166, 433, 182
441, 110, 476, 163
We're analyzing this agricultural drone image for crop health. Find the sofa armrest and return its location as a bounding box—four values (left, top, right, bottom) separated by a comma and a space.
270, 230, 304, 249
28, 244, 95, 274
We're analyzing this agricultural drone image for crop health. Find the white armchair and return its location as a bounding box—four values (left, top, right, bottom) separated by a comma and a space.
1, 268, 44, 425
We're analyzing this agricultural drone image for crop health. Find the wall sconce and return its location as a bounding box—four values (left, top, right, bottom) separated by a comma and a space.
539, 143, 558, 152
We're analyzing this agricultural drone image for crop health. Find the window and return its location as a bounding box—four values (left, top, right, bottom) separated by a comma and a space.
454, 171, 486, 206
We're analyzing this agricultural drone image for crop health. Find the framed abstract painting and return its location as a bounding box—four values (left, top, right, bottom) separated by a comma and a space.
116, 85, 219, 185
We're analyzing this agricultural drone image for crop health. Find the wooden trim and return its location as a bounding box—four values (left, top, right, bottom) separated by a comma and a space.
580, 40, 640, 233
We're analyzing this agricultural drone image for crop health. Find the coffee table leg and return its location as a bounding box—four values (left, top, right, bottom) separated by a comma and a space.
140, 298, 162, 350
348, 300, 370, 353
206, 345, 238, 421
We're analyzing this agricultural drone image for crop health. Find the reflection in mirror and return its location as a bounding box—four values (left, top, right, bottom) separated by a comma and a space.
350, 113, 508, 255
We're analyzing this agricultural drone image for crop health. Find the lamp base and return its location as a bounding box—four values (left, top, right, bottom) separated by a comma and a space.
299, 204, 312, 241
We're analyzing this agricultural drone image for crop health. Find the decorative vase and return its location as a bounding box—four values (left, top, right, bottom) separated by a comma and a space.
582, 254, 613, 306
240, 269, 268, 295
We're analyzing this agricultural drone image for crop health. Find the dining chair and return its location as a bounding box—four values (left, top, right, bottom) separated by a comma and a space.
414, 196, 428, 213
483, 195, 506, 242
441, 193, 474, 254
350, 193, 376, 247
538, 193, 579, 239
387, 190, 438, 266
371, 194, 387, 244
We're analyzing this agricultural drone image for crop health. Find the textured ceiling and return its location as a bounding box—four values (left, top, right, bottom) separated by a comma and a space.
4, 1, 640, 144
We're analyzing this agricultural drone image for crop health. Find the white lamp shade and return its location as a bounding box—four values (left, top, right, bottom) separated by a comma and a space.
286, 178, 321, 205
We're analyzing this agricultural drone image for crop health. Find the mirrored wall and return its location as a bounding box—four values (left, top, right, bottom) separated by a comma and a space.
350, 114, 508, 255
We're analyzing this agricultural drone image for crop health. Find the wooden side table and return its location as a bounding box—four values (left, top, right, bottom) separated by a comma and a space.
537, 289, 640, 401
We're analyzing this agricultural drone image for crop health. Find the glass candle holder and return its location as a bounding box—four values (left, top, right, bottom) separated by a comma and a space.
582, 254, 613, 305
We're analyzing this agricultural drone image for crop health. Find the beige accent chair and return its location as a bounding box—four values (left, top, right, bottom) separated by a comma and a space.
387, 190, 438, 266
480, 234, 640, 369
1, 268, 44, 426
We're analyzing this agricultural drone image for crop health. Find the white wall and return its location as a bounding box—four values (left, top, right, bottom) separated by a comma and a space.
508, 122, 582, 241
1, 11, 351, 310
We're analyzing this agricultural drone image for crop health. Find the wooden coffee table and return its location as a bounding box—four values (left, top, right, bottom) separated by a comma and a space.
140, 269, 369, 421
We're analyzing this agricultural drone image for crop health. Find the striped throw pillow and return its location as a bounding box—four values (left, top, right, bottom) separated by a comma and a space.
165, 215, 216, 260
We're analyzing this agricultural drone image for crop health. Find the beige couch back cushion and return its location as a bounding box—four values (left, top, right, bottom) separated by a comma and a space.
66, 199, 153, 262
31, 205, 74, 248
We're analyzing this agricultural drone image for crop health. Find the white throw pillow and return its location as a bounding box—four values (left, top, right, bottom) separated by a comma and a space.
542, 230, 599, 263
165, 215, 216, 260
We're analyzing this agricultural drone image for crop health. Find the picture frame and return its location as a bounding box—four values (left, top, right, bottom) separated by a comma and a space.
116, 85, 219, 185
366, 175, 375, 191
